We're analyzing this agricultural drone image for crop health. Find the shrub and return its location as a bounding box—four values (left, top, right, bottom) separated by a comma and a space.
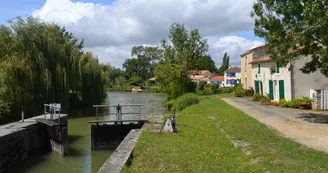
209, 83, 219, 93
234, 87, 245, 97
252, 94, 263, 101
270, 101, 279, 106
197, 81, 206, 91
300, 96, 311, 107
217, 87, 234, 94
244, 87, 254, 97
203, 88, 214, 95
288, 99, 302, 108
279, 99, 289, 107
172, 93, 199, 111
260, 96, 271, 104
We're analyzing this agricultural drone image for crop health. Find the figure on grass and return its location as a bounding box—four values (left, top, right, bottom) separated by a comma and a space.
163, 108, 177, 133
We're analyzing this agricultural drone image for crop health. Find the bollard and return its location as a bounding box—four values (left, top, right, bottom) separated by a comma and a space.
21, 110, 24, 122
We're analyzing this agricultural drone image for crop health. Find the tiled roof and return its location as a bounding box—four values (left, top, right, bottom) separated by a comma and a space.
210, 75, 224, 81
188, 70, 211, 75
249, 56, 272, 64
224, 67, 241, 73
240, 45, 266, 57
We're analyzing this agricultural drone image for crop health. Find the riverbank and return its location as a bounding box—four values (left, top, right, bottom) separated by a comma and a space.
122, 94, 328, 172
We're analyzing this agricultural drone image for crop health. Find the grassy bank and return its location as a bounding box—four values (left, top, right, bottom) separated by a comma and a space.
122, 94, 328, 173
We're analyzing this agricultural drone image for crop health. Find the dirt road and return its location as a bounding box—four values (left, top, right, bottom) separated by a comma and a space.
222, 97, 328, 153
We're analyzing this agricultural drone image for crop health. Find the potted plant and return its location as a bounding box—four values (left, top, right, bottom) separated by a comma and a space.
299, 97, 311, 110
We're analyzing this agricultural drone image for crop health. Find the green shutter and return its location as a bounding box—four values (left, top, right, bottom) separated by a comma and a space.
258, 64, 260, 74
279, 80, 285, 99
260, 81, 263, 95
276, 63, 280, 73
269, 80, 274, 100
254, 80, 259, 94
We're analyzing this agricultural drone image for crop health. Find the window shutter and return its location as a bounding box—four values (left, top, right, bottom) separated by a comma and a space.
260, 81, 263, 95
279, 80, 285, 99
276, 63, 280, 73
254, 81, 259, 94
269, 80, 274, 100
258, 64, 260, 74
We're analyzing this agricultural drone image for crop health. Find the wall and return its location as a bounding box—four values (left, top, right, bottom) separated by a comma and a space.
251, 62, 292, 101
241, 52, 254, 89
292, 56, 328, 98
224, 72, 241, 87
0, 114, 68, 171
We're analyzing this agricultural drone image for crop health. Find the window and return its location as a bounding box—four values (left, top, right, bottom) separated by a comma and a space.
276, 63, 280, 74
258, 64, 260, 74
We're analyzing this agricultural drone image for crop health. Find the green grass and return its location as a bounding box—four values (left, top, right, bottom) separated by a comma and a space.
122, 94, 328, 173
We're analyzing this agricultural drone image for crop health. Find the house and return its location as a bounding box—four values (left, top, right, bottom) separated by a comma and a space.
240, 45, 328, 101
224, 67, 241, 87
188, 70, 213, 84
209, 75, 224, 87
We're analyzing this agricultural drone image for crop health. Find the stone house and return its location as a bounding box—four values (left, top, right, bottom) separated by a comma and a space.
240, 45, 328, 101
188, 70, 213, 84
224, 67, 241, 87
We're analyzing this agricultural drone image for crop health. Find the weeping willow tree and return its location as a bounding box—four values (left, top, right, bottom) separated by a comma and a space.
0, 17, 109, 124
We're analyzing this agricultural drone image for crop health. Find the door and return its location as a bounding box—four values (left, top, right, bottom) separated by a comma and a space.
254, 80, 259, 94
269, 80, 274, 100
279, 80, 285, 100
260, 81, 263, 95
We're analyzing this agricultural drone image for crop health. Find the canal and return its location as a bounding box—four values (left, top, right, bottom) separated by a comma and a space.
7, 92, 166, 173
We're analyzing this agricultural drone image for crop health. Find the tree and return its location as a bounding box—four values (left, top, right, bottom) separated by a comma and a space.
123, 46, 162, 82
0, 17, 107, 124
155, 23, 208, 99
217, 52, 230, 75
251, 0, 328, 77
198, 55, 218, 73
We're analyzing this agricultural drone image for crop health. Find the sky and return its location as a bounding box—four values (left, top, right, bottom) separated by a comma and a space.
0, 0, 265, 68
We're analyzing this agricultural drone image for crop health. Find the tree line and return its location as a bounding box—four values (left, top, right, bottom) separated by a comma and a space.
116, 24, 230, 97
0, 17, 109, 124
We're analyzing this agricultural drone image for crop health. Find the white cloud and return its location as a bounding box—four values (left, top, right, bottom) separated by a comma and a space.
207, 36, 264, 67
33, 0, 261, 67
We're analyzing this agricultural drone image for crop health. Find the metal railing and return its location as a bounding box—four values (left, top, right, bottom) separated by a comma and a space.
93, 104, 144, 121
44, 103, 61, 122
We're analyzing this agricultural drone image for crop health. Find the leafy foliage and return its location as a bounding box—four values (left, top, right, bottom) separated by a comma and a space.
155, 23, 208, 99
217, 53, 230, 75
251, 0, 328, 77
244, 87, 255, 97
234, 87, 245, 97
0, 17, 107, 124
172, 93, 199, 111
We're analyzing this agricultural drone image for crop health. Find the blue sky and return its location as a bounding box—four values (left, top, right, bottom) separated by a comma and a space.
0, 0, 264, 67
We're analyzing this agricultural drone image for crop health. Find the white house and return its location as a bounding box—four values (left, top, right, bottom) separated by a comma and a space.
224, 67, 241, 87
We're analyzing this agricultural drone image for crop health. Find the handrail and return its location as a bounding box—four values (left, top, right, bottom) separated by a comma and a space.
93, 104, 143, 121
93, 104, 143, 107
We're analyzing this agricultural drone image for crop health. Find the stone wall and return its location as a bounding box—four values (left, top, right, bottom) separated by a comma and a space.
0, 114, 68, 171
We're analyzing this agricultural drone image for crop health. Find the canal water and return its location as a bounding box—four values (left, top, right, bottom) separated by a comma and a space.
7, 92, 166, 173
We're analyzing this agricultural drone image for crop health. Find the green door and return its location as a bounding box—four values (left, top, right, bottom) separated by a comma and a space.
254, 80, 259, 94
269, 80, 274, 100
279, 80, 285, 99
260, 81, 263, 95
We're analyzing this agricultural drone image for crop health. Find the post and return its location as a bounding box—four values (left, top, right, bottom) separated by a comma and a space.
21, 109, 24, 122
139, 105, 141, 120
44, 105, 46, 119
96, 107, 99, 121
59, 109, 61, 125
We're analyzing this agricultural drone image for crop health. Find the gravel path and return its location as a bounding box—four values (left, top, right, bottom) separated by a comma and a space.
222, 97, 328, 153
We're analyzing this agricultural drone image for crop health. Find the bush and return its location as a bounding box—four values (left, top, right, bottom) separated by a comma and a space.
209, 83, 219, 93
234, 87, 245, 97
260, 96, 271, 104
279, 99, 289, 107
244, 87, 254, 97
203, 88, 214, 95
172, 93, 199, 111
217, 87, 234, 94
252, 94, 263, 101
270, 101, 279, 106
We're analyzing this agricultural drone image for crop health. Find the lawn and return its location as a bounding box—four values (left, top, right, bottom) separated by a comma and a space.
122, 94, 328, 173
